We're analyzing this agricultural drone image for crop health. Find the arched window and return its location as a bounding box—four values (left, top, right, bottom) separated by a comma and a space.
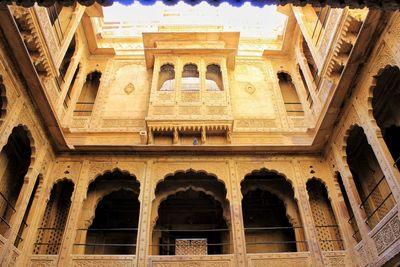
278, 72, 304, 116
306, 179, 344, 251
181, 64, 200, 91
74, 71, 101, 116
372, 66, 400, 169
346, 126, 395, 228
206, 64, 223, 91
241, 170, 306, 253
0, 126, 31, 237
158, 64, 175, 91
75, 171, 140, 255
34, 180, 74, 254
152, 171, 230, 255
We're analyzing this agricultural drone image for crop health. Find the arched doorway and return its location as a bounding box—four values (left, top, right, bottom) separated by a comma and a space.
241, 169, 306, 253
74, 170, 140, 255
0, 126, 32, 237
151, 170, 231, 255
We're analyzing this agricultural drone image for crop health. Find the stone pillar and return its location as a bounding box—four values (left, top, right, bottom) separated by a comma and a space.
362, 118, 400, 205
331, 144, 379, 264
327, 167, 359, 252
57, 160, 89, 266
227, 160, 247, 267
0, 142, 48, 266
136, 161, 153, 267
292, 160, 325, 267
15, 166, 50, 266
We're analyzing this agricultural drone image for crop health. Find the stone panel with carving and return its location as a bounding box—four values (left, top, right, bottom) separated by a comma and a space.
181, 92, 200, 102
175, 239, 207, 255
71, 118, 90, 129
247, 252, 311, 267
28, 255, 58, 267
371, 209, 400, 254
322, 251, 348, 267
150, 255, 233, 267
234, 119, 277, 130
71, 255, 135, 267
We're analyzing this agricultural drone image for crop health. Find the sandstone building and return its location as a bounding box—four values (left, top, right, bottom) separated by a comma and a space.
0, 1, 399, 266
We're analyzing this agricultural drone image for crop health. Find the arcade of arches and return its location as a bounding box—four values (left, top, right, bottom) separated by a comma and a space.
0, 2, 399, 267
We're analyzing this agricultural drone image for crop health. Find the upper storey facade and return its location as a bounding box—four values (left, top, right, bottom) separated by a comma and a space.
1, 3, 376, 152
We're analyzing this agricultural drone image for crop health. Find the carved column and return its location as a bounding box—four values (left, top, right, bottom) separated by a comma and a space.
292, 160, 325, 267
228, 160, 247, 267
362, 118, 400, 205
0, 146, 46, 266
57, 160, 89, 266
136, 161, 153, 267
16, 156, 54, 266
331, 144, 379, 265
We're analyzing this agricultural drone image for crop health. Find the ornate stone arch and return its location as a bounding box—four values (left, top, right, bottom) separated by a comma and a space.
239, 167, 298, 201
86, 167, 140, 195
84, 187, 140, 229
150, 186, 231, 232
366, 64, 400, 136
150, 168, 230, 234
153, 168, 228, 196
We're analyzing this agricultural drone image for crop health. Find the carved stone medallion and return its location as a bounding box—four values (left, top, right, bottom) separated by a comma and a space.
124, 83, 135, 95
245, 83, 255, 95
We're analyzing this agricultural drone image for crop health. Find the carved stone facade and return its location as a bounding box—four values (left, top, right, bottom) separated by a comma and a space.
0, 2, 399, 267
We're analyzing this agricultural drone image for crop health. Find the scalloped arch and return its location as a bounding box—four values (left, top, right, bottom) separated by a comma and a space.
87, 167, 140, 189
366, 64, 400, 135
155, 168, 226, 192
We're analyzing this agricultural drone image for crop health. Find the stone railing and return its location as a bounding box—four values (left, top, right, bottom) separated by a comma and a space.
149, 254, 234, 267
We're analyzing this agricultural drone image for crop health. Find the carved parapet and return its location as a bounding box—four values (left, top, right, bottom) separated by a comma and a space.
145, 121, 233, 145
